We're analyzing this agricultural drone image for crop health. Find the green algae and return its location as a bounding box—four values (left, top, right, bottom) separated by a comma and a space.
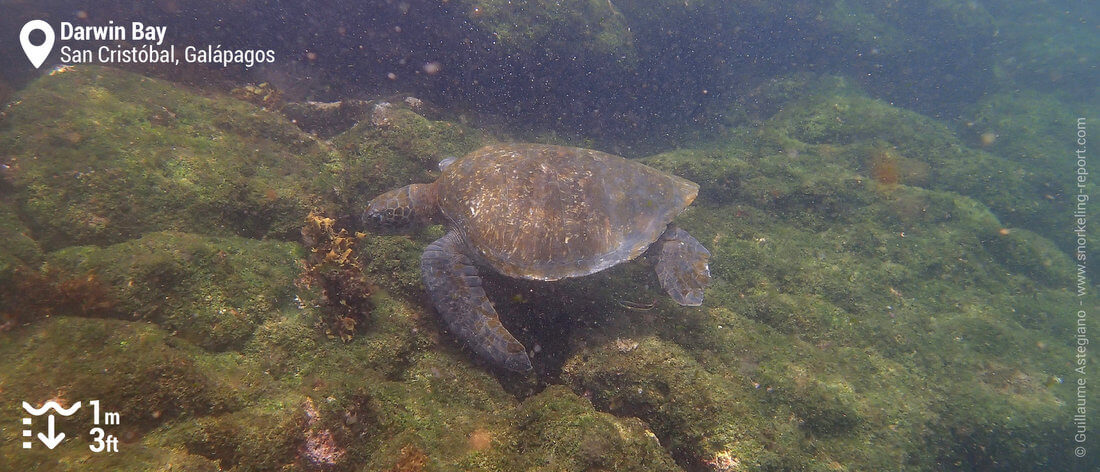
562, 336, 764, 467
755, 78, 1068, 241
44, 231, 304, 351
0, 317, 246, 428
0, 62, 1094, 472
623, 79, 1090, 470
244, 314, 320, 380
506, 385, 679, 471
152, 394, 307, 472
0, 201, 42, 313
0, 317, 255, 470
0, 65, 339, 250
964, 91, 1085, 161
328, 103, 487, 215
356, 232, 438, 299
0, 200, 41, 269
460, 0, 636, 65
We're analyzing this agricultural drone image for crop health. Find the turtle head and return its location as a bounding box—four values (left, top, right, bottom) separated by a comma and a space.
363, 183, 439, 232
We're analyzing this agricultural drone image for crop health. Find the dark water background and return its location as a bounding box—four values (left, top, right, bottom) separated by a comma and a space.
3, 0, 1094, 154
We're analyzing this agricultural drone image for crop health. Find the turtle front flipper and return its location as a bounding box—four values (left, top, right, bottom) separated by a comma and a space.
421, 231, 533, 372
655, 225, 711, 306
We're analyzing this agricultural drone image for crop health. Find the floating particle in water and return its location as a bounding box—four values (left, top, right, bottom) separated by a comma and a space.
423, 61, 442, 75
980, 132, 997, 147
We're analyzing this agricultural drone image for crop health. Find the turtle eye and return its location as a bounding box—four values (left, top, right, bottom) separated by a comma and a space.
363, 206, 415, 231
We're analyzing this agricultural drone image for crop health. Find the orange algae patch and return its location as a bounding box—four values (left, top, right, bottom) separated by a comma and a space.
1, 266, 117, 329
389, 444, 428, 472
867, 147, 930, 187
467, 427, 493, 451
869, 150, 901, 185
300, 210, 372, 341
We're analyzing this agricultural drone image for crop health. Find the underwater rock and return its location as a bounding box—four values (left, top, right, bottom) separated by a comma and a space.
0, 202, 43, 328
507, 385, 679, 471
458, 0, 636, 65
964, 91, 1084, 162
0, 203, 42, 270
0, 65, 338, 250
280, 98, 375, 138
156, 393, 308, 472
328, 102, 487, 214
0, 317, 256, 468
758, 79, 1065, 238
565, 79, 1090, 469
562, 336, 762, 468
229, 82, 284, 110
44, 231, 304, 351
0, 59, 1090, 472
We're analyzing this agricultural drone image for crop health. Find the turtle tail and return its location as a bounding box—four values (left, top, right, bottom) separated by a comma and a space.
421, 231, 533, 372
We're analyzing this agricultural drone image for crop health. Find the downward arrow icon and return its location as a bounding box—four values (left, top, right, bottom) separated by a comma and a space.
37, 415, 65, 449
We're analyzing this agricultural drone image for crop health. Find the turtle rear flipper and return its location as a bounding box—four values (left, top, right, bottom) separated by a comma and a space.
655, 225, 711, 306
421, 232, 533, 372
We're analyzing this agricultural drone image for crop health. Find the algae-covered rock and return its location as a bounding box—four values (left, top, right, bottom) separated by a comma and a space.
153, 394, 308, 472
45, 231, 305, 351
329, 101, 488, 212
0, 65, 338, 250
313, 341, 519, 471
0, 317, 251, 469
0, 443, 220, 472
759, 79, 1065, 237
562, 336, 764, 468
0, 201, 42, 317
964, 91, 1086, 161
508, 385, 679, 471
1, 59, 1092, 472
0, 200, 41, 270
460, 0, 636, 65
0, 315, 324, 472
553, 78, 1091, 470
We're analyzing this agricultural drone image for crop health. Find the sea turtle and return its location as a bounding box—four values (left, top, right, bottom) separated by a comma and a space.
363, 143, 710, 371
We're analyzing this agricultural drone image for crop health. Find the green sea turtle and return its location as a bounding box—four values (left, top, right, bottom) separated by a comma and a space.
364, 143, 711, 371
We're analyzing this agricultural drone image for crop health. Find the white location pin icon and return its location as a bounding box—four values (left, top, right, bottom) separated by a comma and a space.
20, 20, 55, 69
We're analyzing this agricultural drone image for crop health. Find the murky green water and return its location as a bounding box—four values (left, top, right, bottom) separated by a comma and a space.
1, 2, 1097, 471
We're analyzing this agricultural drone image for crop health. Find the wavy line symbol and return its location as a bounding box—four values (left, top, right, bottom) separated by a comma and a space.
22, 401, 81, 449
23, 401, 82, 416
